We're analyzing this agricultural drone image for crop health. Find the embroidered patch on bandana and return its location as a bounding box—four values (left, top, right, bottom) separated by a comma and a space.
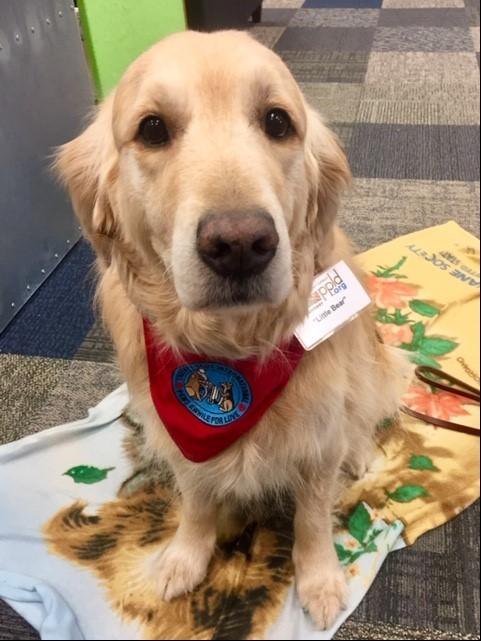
172, 363, 252, 427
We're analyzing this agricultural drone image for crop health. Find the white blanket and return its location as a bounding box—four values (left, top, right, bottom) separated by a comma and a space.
0, 385, 404, 640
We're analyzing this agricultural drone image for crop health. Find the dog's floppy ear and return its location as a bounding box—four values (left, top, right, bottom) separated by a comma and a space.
305, 107, 351, 267
54, 95, 118, 264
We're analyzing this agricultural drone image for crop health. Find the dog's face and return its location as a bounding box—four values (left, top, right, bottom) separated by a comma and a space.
58, 31, 349, 315
113, 31, 307, 310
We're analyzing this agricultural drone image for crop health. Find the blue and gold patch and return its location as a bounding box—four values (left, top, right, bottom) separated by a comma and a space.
172, 363, 252, 427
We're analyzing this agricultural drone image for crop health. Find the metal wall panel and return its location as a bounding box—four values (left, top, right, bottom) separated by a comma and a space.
0, 0, 94, 332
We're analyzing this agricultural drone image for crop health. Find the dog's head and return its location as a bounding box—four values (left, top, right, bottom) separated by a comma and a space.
56, 31, 349, 324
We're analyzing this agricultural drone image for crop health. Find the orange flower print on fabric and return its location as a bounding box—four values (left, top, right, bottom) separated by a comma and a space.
367, 276, 418, 309
403, 384, 471, 421
377, 323, 413, 347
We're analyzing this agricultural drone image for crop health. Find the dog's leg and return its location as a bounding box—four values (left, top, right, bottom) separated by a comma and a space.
145, 489, 217, 601
293, 464, 348, 630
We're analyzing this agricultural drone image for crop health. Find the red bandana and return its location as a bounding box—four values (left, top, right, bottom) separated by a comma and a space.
143, 319, 305, 462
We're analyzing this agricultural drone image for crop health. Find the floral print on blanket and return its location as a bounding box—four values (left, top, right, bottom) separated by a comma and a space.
403, 385, 471, 421
369, 256, 458, 370
367, 255, 475, 422
335, 503, 383, 566
64, 465, 116, 484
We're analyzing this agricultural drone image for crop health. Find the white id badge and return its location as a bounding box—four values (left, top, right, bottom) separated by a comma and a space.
295, 260, 372, 351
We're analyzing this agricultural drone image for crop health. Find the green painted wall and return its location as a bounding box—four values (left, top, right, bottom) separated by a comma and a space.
77, 0, 186, 99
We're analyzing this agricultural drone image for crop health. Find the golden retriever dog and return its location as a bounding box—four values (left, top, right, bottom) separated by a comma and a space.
56, 31, 407, 629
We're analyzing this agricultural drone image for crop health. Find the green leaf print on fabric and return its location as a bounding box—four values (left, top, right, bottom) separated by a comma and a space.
346, 540, 379, 565
376, 309, 411, 325
335, 543, 352, 563
394, 309, 411, 325
418, 337, 458, 356
410, 322, 426, 347
379, 417, 396, 430
409, 455, 439, 472
347, 502, 372, 544
371, 256, 457, 366
64, 466, 115, 484
400, 323, 425, 352
399, 323, 457, 363
387, 485, 430, 503
364, 541, 378, 554
410, 353, 442, 368
409, 300, 441, 318
372, 257, 408, 279
348, 549, 365, 564
335, 503, 385, 566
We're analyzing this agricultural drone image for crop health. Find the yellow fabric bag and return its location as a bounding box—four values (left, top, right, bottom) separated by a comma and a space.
342, 221, 480, 545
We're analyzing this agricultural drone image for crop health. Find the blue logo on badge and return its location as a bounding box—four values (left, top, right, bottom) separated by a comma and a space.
173, 363, 252, 427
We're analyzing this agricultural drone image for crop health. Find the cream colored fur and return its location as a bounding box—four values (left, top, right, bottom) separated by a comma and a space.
55, 31, 408, 629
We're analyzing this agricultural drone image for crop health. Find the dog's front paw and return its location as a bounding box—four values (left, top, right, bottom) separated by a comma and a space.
145, 539, 213, 601
297, 565, 348, 630
343, 447, 375, 480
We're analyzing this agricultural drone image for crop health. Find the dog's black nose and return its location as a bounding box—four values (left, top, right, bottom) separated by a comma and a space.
197, 211, 279, 279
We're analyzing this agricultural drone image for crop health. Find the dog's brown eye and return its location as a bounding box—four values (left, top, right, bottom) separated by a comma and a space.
265, 109, 292, 139
138, 116, 170, 146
